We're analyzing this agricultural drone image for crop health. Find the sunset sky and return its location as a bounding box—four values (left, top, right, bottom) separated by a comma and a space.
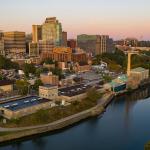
0, 0, 150, 40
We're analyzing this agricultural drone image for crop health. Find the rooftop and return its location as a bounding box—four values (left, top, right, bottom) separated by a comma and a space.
131, 67, 148, 73
59, 84, 92, 97
59, 83, 101, 97
0, 96, 51, 111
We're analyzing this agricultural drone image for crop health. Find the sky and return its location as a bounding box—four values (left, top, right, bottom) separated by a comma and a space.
0, 0, 150, 40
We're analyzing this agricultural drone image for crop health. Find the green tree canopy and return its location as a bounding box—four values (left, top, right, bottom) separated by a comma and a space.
33, 79, 43, 91
23, 63, 36, 77
16, 80, 29, 95
0, 55, 19, 70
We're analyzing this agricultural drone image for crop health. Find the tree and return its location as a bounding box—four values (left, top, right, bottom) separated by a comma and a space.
44, 58, 54, 64
0, 74, 4, 80
33, 79, 43, 91
0, 55, 19, 70
16, 80, 29, 95
50, 68, 64, 80
23, 63, 36, 77
103, 75, 112, 83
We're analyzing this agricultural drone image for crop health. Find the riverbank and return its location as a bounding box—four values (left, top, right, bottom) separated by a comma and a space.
0, 93, 114, 144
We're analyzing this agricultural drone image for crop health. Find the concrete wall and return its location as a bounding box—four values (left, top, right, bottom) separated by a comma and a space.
39, 86, 58, 100
0, 105, 104, 143
0, 101, 53, 119
0, 85, 13, 92
60, 93, 87, 102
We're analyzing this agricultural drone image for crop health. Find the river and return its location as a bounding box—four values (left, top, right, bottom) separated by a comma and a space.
1, 86, 150, 150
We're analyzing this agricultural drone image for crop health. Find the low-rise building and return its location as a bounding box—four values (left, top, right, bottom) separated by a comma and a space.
0, 96, 54, 119
128, 67, 149, 88
59, 84, 92, 102
39, 85, 58, 100
40, 72, 59, 85
0, 80, 13, 93
130, 67, 149, 81
74, 62, 91, 73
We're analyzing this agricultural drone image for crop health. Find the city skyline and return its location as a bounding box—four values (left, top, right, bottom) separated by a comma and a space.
0, 0, 150, 40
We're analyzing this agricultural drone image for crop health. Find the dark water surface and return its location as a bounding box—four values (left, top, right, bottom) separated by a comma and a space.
1, 86, 150, 150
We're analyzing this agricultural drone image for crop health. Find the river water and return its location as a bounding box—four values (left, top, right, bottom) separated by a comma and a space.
1, 86, 150, 150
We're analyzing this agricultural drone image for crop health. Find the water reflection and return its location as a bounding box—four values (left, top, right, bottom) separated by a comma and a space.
11, 142, 23, 150
32, 138, 47, 150
113, 86, 150, 129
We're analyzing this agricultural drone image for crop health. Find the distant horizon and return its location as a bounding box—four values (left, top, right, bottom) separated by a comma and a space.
0, 0, 150, 40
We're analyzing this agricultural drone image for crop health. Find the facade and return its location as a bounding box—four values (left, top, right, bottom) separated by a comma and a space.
62, 31, 67, 47
0, 80, 13, 93
41, 47, 72, 62
124, 38, 138, 47
67, 39, 77, 49
32, 25, 42, 43
96, 35, 114, 55
3, 31, 26, 58
130, 67, 149, 81
72, 53, 87, 63
74, 62, 91, 73
40, 72, 59, 85
77, 34, 114, 55
42, 17, 62, 46
128, 67, 149, 89
77, 35, 97, 54
41, 46, 89, 63
0, 40, 5, 56
38, 40, 54, 53
39, 85, 58, 100
111, 83, 126, 93
29, 42, 39, 57
138, 41, 150, 47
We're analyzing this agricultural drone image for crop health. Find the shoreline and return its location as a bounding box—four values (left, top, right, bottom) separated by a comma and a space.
0, 93, 114, 144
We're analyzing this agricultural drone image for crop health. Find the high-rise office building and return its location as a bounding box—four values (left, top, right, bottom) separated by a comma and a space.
96, 35, 114, 55
32, 25, 42, 43
42, 17, 62, 46
77, 34, 114, 55
62, 31, 67, 47
38, 40, 54, 53
124, 38, 138, 47
4, 31, 26, 58
77, 35, 97, 54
